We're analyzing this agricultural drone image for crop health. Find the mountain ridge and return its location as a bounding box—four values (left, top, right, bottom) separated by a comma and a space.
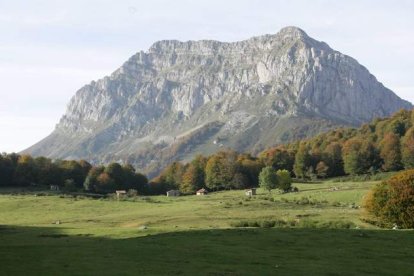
24, 26, 412, 177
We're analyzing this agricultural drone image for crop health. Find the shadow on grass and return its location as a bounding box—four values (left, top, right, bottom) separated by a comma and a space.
0, 225, 413, 275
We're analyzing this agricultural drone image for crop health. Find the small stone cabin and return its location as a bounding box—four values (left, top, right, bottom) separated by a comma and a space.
245, 188, 256, 197
116, 190, 127, 199
166, 190, 180, 197
196, 188, 208, 196
50, 185, 60, 191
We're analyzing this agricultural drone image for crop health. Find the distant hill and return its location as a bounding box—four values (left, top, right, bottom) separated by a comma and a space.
24, 26, 412, 177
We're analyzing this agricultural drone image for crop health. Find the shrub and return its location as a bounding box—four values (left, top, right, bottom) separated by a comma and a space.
230, 219, 286, 228
365, 169, 414, 228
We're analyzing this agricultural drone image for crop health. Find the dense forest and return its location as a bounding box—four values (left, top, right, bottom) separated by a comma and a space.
1, 109, 414, 195
153, 109, 414, 193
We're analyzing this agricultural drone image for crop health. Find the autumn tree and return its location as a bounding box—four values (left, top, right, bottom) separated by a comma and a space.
95, 172, 116, 193
365, 169, 414, 228
83, 166, 105, 192
180, 155, 207, 194
259, 147, 294, 172
316, 161, 329, 178
180, 163, 204, 194
379, 133, 403, 171
205, 152, 235, 191
402, 127, 414, 169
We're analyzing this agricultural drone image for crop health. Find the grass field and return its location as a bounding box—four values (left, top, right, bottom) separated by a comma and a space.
1, 180, 413, 275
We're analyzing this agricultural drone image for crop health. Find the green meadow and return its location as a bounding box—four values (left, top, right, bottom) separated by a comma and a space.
1, 180, 413, 275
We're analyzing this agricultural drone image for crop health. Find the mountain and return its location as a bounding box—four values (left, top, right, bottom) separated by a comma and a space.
24, 26, 412, 177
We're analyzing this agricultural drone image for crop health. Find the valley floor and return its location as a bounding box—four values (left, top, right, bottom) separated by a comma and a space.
0, 180, 413, 275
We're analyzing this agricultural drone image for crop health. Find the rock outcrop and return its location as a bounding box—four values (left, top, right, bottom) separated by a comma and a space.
24, 26, 412, 177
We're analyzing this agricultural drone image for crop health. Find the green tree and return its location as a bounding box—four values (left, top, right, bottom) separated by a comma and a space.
105, 163, 125, 188
293, 143, 311, 178
259, 166, 278, 192
57, 160, 85, 188
232, 172, 250, 189
276, 169, 292, 192
237, 154, 263, 187
205, 155, 225, 191
79, 160, 92, 179
159, 162, 185, 190
34, 157, 60, 186
63, 179, 77, 192
323, 142, 344, 176
14, 155, 36, 186
0, 153, 18, 186
343, 138, 379, 175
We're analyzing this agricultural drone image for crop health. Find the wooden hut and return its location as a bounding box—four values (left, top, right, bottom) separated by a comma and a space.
116, 190, 127, 200
196, 188, 208, 196
166, 190, 180, 197
50, 185, 60, 191
245, 188, 256, 197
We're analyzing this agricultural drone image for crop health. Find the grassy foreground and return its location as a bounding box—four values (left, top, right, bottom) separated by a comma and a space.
1, 180, 413, 275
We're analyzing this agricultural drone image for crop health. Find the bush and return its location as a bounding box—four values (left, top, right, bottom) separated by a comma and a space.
230, 219, 286, 228
230, 219, 354, 229
365, 169, 414, 229
332, 172, 396, 183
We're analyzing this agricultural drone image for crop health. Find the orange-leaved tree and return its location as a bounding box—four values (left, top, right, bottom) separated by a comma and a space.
365, 169, 414, 228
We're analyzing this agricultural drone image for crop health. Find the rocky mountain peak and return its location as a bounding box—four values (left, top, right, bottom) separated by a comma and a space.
276, 26, 308, 39
24, 27, 412, 177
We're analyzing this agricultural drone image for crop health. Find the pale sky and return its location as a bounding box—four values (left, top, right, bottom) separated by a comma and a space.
1, 0, 413, 153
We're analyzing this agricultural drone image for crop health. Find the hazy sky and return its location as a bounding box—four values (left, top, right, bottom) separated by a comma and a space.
1, 0, 413, 153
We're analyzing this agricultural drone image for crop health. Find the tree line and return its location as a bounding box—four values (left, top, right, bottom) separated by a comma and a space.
2, 109, 414, 195
260, 109, 414, 177
0, 154, 148, 194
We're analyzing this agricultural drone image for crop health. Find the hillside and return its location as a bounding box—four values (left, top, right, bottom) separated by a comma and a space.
24, 26, 412, 177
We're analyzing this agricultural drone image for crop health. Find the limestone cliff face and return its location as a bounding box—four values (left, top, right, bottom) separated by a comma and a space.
25, 26, 412, 176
